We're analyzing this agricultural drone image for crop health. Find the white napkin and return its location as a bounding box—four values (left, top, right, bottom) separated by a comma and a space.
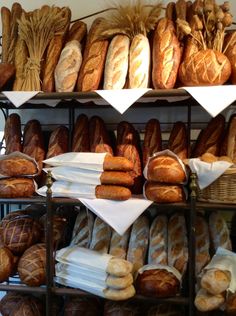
43, 152, 106, 171
80, 196, 152, 235
203, 247, 236, 294
2, 91, 40, 107
181, 86, 236, 117
188, 158, 233, 189
95, 88, 151, 114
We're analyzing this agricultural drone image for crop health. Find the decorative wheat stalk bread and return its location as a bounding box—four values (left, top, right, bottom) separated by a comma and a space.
104, 35, 130, 90
168, 121, 188, 160
152, 18, 181, 89
89, 217, 111, 254
148, 215, 168, 265
72, 114, 90, 152
142, 119, 162, 167
4, 113, 22, 154
195, 215, 210, 276
55, 40, 83, 92
77, 18, 109, 91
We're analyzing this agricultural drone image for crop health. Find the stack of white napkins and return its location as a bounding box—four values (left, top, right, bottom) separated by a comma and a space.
55, 246, 135, 300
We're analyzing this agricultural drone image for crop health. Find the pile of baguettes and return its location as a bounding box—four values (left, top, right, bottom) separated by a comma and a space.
0, 0, 236, 91
0, 111, 235, 199
70, 208, 232, 299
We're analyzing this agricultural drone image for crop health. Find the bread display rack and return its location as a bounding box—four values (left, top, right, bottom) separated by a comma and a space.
0, 90, 235, 316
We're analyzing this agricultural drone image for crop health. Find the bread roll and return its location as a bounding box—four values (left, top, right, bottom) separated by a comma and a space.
194, 288, 225, 312
148, 215, 168, 265
192, 114, 225, 157
106, 273, 133, 290
104, 285, 136, 301
168, 214, 188, 276
0, 246, 14, 282
89, 116, 113, 155
89, 217, 111, 253
18, 243, 46, 287
143, 119, 162, 167
209, 212, 232, 252
200, 152, 218, 163
152, 18, 181, 89
127, 215, 149, 274
129, 34, 150, 88
4, 113, 22, 154
144, 182, 184, 203
146, 155, 186, 184
109, 228, 130, 259
0, 63, 15, 89
0, 178, 36, 198
104, 35, 130, 90
195, 216, 210, 276
72, 114, 90, 152
70, 208, 94, 248
136, 268, 180, 298
77, 18, 109, 91
168, 121, 188, 160
55, 40, 83, 92
201, 268, 231, 295
46, 126, 69, 159
0, 155, 38, 177
95, 185, 131, 201
106, 257, 133, 277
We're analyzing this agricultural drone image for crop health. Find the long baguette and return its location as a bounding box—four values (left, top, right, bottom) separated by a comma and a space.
67, 20, 87, 43
1, 7, 11, 63
8, 3, 22, 65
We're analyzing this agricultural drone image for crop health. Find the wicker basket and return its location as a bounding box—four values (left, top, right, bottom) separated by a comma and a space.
197, 167, 236, 204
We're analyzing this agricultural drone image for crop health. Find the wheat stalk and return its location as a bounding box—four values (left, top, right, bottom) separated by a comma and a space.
17, 6, 68, 91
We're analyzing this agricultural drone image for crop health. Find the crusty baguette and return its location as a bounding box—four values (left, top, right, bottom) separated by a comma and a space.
72, 114, 90, 152
195, 215, 210, 276
89, 217, 111, 253
77, 18, 109, 91
109, 228, 130, 259
104, 34, 130, 90
8, 3, 22, 65
1, 7, 11, 63
4, 113, 22, 154
166, 2, 176, 20
152, 17, 181, 89
46, 126, 69, 159
95, 185, 131, 201
67, 20, 87, 43
168, 121, 188, 160
13, 37, 28, 91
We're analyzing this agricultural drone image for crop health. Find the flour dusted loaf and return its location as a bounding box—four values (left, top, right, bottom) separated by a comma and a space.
55, 40, 83, 92
148, 215, 168, 265
89, 216, 111, 253
201, 268, 231, 295
109, 228, 130, 259
0, 178, 36, 198
18, 243, 46, 287
144, 182, 185, 204
195, 215, 210, 276
146, 155, 186, 184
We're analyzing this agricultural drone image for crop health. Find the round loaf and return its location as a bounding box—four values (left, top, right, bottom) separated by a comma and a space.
147, 156, 186, 184
104, 301, 140, 316
2, 215, 42, 255
201, 268, 231, 295
145, 182, 184, 203
0, 178, 35, 198
10, 296, 44, 316
146, 304, 183, 316
64, 296, 101, 316
18, 243, 46, 286
136, 268, 180, 298
200, 153, 218, 163
0, 246, 14, 282
0, 292, 27, 316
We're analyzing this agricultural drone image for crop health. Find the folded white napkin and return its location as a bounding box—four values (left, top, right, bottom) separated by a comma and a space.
95, 88, 151, 114
181, 86, 236, 117
188, 158, 233, 189
2, 91, 40, 107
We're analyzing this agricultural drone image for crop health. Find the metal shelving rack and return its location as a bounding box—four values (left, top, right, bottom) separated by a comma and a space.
0, 90, 234, 316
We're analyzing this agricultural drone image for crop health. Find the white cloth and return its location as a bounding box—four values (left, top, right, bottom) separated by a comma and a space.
188, 158, 233, 189
2, 91, 40, 107
181, 86, 236, 117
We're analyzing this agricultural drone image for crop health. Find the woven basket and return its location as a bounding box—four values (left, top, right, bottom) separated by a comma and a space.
197, 167, 236, 204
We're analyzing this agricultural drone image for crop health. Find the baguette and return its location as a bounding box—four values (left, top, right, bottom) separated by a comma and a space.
67, 20, 87, 43
46, 126, 69, 159
72, 114, 90, 152
8, 3, 22, 65
13, 37, 28, 91
209, 212, 232, 252
195, 215, 210, 276
4, 113, 22, 154
168, 121, 188, 160
89, 217, 111, 253
109, 228, 130, 259
77, 18, 109, 91
1, 7, 11, 63
0, 63, 15, 90
166, 2, 176, 21
152, 18, 181, 89
95, 185, 131, 201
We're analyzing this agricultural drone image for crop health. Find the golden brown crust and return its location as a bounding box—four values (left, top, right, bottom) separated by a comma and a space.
4, 113, 22, 154
0, 246, 14, 282
0, 63, 15, 90
145, 182, 184, 203
103, 156, 134, 171
100, 171, 134, 187
67, 20, 87, 43
152, 18, 181, 89
95, 185, 131, 201
143, 119, 162, 167
46, 126, 69, 159
13, 37, 28, 91
8, 3, 22, 65
0, 156, 38, 176
1, 7, 11, 63
72, 114, 90, 152
0, 178, 35, 199
168, 121, 188, 160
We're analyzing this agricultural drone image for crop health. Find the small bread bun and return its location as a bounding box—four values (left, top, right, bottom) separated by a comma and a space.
200, 153, 218, 163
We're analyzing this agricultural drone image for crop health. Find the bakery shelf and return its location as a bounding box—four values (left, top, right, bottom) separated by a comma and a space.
0, 196, 46, 205
0, 283, 46, 294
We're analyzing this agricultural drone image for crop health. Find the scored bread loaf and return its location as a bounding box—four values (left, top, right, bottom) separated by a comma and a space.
109, 228, 130, 259
142, 119, 162, 167
46, 126, 69, 159
209, 212, 232, 252
0, 155, 38, 177
144, 182, 185, 203
127, 215, 149, 274
70, 208, 94, 248
148, 215, 168, 265
192, 114, 225, 157
168, 214, 188, 275
72, 114, 90, 152
0, 178, 35, 198
66, 20, 87, 43
77, 18, 109, 91
0, 246, 14, 282
55, 40, 83, 92
129, 34, 150, 88
89, 116, 113, 155
104, 34, 130, 90
168, 121, 188, 160
64, 296, 101, 316
89, 217, 111, 253
4, 113, 22, 154
152, 18, 181, 89
95, 185, 131, 201
103, 301, 140, 316
195, 215, 210, 276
